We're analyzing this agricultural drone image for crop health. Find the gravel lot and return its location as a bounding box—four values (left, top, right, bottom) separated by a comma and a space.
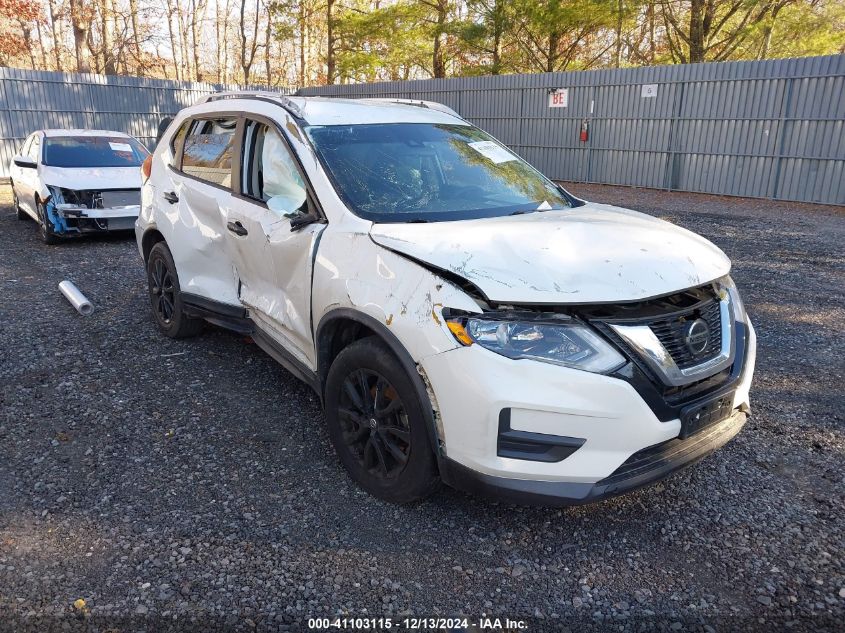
0, 183, 842, 633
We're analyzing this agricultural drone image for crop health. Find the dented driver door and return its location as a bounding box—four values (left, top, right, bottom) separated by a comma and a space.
222, 118, 325, 369
222, 196, 324, 369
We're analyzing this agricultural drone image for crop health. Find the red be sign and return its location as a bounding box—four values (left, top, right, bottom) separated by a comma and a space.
548, 88, 569, 108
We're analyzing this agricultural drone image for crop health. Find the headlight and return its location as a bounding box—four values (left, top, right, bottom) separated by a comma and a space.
46, 184, 65, 204
446, 314, 625, 374
718, 275, 747, 323
46, 185, 87, 210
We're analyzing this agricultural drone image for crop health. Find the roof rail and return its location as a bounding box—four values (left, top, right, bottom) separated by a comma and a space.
363, 98, 461, 119
197, 91, 304, 118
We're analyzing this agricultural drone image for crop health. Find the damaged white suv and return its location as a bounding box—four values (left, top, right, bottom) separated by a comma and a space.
137, 93, 756, 505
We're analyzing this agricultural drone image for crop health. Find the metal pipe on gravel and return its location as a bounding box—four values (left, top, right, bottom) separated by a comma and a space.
58, 280, 94, 316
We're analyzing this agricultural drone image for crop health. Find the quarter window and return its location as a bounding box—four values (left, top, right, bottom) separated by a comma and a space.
181, 117, 237, 188
241, 120, 306, 215
169, 121, 190, 163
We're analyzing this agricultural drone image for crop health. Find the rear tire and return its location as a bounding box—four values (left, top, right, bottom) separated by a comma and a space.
324, 336, 440, 503
146, 241, 203, 338
11, 185, 27, 220
36, 199, 59, 245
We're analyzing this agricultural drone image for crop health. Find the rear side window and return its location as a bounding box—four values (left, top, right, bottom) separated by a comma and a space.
181, 118, 237, 188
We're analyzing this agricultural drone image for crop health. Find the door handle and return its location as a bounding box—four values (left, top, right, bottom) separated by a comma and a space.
226, 220, 248, 236
163, 191, 179, 204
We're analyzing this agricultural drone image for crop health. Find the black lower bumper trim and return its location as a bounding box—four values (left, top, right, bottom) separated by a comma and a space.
440, 410, 747, 506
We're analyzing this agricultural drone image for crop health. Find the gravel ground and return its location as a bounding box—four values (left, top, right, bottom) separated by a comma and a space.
0, 183, 843, 633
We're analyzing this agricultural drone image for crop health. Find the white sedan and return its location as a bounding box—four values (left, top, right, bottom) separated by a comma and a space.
9, 129, 150, 244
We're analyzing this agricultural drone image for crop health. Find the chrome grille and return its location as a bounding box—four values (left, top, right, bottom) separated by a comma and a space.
648, 299, 722, 369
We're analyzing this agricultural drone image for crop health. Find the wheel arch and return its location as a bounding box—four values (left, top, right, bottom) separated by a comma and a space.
141, 228, 166, 263
316, 308, 443, 457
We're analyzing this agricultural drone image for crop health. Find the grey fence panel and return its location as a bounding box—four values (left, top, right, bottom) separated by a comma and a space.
300, 55, 845, 205
0, 67, 293, 179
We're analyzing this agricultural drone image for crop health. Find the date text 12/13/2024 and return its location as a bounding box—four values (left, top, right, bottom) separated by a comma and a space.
308, 617, 529, 630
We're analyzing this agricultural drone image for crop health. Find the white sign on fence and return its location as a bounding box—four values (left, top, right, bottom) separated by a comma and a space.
641, 84, 658, 98
548, 88, 569, 108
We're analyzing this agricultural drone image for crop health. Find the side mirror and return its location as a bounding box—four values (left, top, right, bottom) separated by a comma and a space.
13, 155, 36, 169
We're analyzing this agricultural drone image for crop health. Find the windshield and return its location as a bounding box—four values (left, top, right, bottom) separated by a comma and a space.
43, 136, 149, 168
305, 123, 571, 222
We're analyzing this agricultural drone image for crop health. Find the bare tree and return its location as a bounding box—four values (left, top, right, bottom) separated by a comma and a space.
68, 0, 91, 72
240, 0, 260, 82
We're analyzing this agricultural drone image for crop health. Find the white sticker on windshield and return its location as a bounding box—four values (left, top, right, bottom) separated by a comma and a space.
468, 140, 517, 164
109, 142, 132, 152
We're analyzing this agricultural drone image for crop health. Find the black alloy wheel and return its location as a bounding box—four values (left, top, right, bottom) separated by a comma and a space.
338, 368, 412, 479
150, 255, 176, 326
325, 336, 440, 503
146, 242, 203, 338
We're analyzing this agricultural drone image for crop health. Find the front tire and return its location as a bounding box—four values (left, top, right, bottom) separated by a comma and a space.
325, 337, 440, 503
11, 185, 27, 220
36, 199, 59, 245
146, 242, 203, 338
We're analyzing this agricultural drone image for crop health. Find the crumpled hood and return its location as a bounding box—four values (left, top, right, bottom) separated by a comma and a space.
40, 165, 142, 192
369, 202, 731, 304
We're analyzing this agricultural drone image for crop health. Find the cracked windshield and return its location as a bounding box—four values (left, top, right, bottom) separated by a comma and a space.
305, 123, 571, 222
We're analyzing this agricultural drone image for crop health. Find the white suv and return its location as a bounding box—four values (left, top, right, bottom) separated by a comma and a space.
136, 93, 756, 505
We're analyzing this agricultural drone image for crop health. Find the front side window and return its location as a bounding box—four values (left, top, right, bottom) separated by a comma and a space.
181, 118, 237, 188
304, 123, 571, 223
19, 134, 34, 158
241, 120, 306, 214
42, 135, 147, 168
29, 135, 41, 162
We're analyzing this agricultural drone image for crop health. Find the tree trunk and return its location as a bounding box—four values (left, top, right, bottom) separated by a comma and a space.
264, 4, 273, 85
687, 0, 706, 63
326, 0, 335, 84
222, 0, 233, 83
432, 0, 447, 78
546, 31, 560, 73
614, 0, 623, 68
48, 0, 63, 71
101, 0, 117, 75
298, 1, 306, 86
19, 23, 36, 69
35, 19, 49, 69
239, 0, 259, 83
166, 1, 181, 80
129, 0, 142, 71
491, 0, 503, 75
647, 0, 655, 64
190, 0, 208, 81
69, 0, 91, 73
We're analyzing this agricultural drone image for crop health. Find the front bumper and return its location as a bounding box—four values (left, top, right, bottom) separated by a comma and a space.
440, 409, 747, 506
59, 205, 140, 231
420, 319, 756, 505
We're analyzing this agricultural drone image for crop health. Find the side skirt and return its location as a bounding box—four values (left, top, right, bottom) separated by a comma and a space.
182, 293, 254, 335
181, 293, 321, 397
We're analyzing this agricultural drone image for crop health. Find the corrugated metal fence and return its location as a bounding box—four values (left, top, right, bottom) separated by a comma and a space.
0, 67, 292, 179
301, 55, 845, 205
